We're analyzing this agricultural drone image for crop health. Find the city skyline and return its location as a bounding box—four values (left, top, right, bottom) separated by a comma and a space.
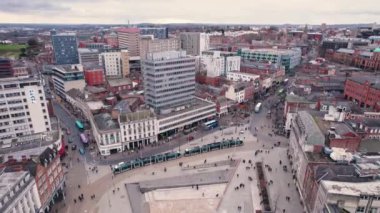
0, 0, 379, 25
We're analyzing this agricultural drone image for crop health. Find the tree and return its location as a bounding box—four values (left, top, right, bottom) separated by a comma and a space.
27, 38, 38, 47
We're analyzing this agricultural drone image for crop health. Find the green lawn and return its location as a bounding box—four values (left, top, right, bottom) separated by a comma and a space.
0, 44, 26, 52
0, 44, 27, 59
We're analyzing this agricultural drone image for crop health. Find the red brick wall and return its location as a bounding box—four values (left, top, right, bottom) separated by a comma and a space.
84, 69, 104, 86
330, 137, 361, 152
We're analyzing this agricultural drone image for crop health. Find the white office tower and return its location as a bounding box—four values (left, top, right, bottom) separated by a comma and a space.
142, 51, 196, 112
0, 76, 51, 145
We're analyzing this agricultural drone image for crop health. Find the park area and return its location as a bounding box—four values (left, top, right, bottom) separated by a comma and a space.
0, 44, 26, 59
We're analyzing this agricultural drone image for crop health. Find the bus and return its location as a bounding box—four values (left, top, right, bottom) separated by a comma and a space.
80, 133, 88, 144
254, 103, 262, 113
203, 120, 218, 130
75, 120, 84, 131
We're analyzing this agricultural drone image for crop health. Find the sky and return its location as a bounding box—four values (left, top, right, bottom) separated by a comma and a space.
0, 0, 379, 25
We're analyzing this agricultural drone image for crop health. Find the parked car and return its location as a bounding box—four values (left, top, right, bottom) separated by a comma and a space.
66, 129, 71, 135
68, 138, 73, 143
188, 136, 194, 141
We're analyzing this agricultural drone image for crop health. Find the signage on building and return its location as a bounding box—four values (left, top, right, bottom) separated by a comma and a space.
28, 89, 36, 103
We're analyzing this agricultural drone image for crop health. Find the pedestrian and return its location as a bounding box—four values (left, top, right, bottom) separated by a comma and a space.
74, 199, 76, 203
117, 187, 120, 191
78, 184, 80, 189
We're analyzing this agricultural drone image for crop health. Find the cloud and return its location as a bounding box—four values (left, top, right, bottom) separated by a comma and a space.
0, 0, 379, 24
0, 0, 70, 14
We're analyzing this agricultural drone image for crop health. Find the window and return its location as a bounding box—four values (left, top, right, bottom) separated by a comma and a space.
356, 207, 365, 213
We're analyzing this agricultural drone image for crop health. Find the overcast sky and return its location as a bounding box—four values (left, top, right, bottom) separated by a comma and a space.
0, 0, 379, 25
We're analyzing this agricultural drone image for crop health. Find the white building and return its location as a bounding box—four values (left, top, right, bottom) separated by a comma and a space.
225, 83, 247, 103
78, 48, 100, 64
0, 76, 51, 146
180, 32, 209, 56
139, 36, 180, 59
227, 71, 260, 82
157, 98, 216, 134
119, 110, 158, 150
99, 50, 129, 78
51, 64, 86, 100
0, 171, 41, 213
313, 180, 380, 213
201, 51, 240, 77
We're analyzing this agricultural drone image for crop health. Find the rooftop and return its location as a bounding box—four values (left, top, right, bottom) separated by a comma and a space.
296, 111, 325, 146
78, 48, 99, 54
93, 113, 119, 131
240, 48, 301, 55
116, 27, 140, 33
359, 138, 380, 153
107, 78, 132, 87
119, 110, 155, 123
157, 97, 215, 119
349, 76, 380, 90
321, 180, 380, 196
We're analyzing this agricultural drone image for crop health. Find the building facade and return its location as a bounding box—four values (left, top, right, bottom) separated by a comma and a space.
119, 110, 158, 150
0, 171, 41, 213
116, 28, 140, 57
142, 51, 196, 112
157, 98, 216, 135
139, 27, 168, 39
0, 76, 51, 145
83, 64, 104, 86
99, 49, 130, 78
78, 48, 100, 64
344, 77, 380, 111
51, 33, 79, 65
227, 71, 260, 82
0, 58, 13, 78
313, 180, 380, 213
51, 64, 86, 100
180, 32, 210, 56
238, 48, 301, 72
139, 36, 180, 59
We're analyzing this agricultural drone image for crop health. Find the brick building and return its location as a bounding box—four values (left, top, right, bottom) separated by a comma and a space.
2, 147, 65, 213
83, 64, 104, 86
328, 48, 380, 71
344, 76, 380, 111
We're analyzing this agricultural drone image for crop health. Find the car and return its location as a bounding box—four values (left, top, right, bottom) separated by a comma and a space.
79, 148, 85, 155
68, 138, 73, 143
187, 136, 194, 141
71, 144, 77, 150
239, 130, 244, 134
66, 129, 71, 135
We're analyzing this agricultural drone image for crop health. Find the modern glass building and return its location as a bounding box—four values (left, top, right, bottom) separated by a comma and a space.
238, 48, 301, 72
51, 33, 79, 65
139, 27, 168, 39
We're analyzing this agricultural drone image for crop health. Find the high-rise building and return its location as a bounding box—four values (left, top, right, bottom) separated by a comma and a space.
139, 36, 180, 59
139, 27, 168, 39
0, 58, 13, 78
0, 76, 51, 145
51, 33, 79, 65
99, 49, 129, 78
51, 64, 86, 99
180, 32, 210, 56
116, 28, 140, 57
78, 48, 100, 64
142, 51, 196, 111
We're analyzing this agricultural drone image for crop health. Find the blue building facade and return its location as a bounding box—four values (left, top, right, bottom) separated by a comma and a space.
139, 27, 168, 39
52, 33, 79, 65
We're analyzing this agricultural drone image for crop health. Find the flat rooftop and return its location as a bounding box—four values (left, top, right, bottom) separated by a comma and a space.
157, 98, 215, 119
120, 110, 154, 123
321, 180, 380, 196
107, 78, 132, 87
349, 76, 380, 89
94, 113, 119, 131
